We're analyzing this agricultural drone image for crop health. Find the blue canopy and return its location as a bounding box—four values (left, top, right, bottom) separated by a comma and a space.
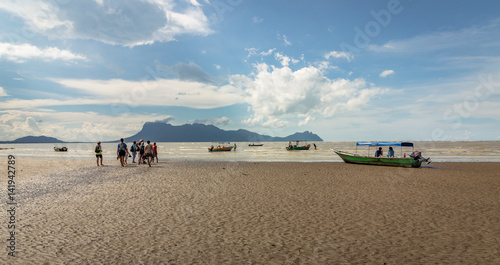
356, 142, 414, 147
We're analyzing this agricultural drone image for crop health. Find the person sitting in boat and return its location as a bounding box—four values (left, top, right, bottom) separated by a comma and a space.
375, 147, 383, 157
288, 141, 293, 149
387, 147, 395, 158
210, 145, 214, 151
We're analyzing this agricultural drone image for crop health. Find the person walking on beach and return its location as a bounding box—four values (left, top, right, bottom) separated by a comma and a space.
137, 140, 144, 164
117, 138, 129, 167
131, 141, 137, 163
144, 140, 154, 167
153, 142, 158, 163
95, 141, 103, 166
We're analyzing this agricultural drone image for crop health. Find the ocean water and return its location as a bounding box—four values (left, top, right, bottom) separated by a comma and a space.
1, 141, 499, 162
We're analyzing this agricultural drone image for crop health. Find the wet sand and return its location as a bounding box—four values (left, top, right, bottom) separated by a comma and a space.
2, 158, 499, 264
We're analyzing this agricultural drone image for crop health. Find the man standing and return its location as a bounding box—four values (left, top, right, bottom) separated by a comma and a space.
144, 140, 154, 167
95, 141, 103, 166
117, 138, 129, 167
131, 141, 137, 163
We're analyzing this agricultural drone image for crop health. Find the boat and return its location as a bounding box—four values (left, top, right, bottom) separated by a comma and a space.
286, 141, 310, 150
208, 142, 234, 152
54, 146, 68, 152
248, 143, 264, 146
334, 142, 431, 168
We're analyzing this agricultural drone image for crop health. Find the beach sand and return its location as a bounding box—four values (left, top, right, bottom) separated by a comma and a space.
2, 157, 499, 264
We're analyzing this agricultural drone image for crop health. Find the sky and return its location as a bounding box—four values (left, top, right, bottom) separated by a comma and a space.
1, 0, 500, 142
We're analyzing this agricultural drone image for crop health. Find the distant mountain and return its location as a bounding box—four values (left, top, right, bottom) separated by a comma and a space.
124, 122, 323, 142
0, 135, 64, 143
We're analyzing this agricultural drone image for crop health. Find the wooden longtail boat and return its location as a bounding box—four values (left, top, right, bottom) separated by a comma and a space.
286, 141, 310, 150
334, 142, 430, 168
208, 142, 233, 152
54, 146, 68, 152
248, 143, 264, 146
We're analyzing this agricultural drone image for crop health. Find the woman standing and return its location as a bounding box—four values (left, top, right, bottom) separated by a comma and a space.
138, 140, 144, 164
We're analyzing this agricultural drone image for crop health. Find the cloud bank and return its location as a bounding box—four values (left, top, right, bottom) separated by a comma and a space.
0, 0, 213, 47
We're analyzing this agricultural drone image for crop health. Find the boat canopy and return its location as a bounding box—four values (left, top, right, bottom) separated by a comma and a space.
356, 142, 414, 147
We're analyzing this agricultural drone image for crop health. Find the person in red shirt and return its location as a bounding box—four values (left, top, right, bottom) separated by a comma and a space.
153, 142, 158, 163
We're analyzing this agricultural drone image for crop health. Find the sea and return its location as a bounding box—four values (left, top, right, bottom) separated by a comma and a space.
1, 141, 499, 162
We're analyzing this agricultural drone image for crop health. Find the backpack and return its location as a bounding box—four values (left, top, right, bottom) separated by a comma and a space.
95, 145, 100, 153
130, 145, 135, 152
119, 142, 126, 151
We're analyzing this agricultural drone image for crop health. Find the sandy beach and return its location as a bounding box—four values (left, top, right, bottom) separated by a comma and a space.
2, 157, 499, 264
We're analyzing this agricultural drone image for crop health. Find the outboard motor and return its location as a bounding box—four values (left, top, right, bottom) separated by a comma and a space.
410, 151, 431, 164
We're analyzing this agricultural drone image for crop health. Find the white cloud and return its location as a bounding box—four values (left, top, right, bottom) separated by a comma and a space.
0, 109, 174, 141
282, 35, 292, 46
214, 64, 221, 70
0, 42, 87, 62
234, 63, 389, 127
324, 51, 353, 62
0, 0, 72, 31
274, 52, 299, 67
368, 20, 500, 53
253, 16, 264, 23
379, 70, 395, 77
260, 48, 276, 56
245, 47, 259, 57
275, 52, 290, 67
276, 33, 292, 46
1, 78, 245, 110
0, 86, 7, 97
193, 116, 231, 126
0, 0, 213, 47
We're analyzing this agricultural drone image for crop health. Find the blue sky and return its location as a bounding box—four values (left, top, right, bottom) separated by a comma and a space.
1, 0, 499, 141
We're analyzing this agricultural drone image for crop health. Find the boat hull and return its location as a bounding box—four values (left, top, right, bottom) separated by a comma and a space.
334, 151, 422, 168
286, 146, 310, 150
248, 144, 263, 146
208, 147, 233, 152
54, 147, 68, 152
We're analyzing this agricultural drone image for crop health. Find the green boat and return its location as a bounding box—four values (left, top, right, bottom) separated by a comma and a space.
334, 142, 430, 168
286, 141, 310, 150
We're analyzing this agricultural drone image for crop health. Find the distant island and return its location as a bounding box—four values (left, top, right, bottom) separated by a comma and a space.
124, 122, 323, 142
0, 123, 323, 143
0, 135, 64, 144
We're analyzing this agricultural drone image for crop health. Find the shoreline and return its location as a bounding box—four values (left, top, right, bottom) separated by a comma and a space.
2, 159, 499, 263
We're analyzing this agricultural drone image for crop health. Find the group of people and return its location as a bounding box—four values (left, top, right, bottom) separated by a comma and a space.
375, 147, 395, 158
94, 138, 158, 167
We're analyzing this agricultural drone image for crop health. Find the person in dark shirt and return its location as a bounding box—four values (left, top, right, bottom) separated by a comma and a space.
375, 147, 383, 157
